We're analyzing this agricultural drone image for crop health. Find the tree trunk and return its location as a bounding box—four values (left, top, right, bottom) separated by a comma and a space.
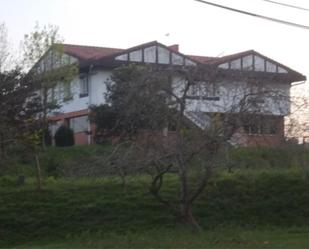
180, 203, 201, 232
41, 87, 48, 151
0, 132, 4, 160
179, 166, 201, 231
35, 153, 43, 191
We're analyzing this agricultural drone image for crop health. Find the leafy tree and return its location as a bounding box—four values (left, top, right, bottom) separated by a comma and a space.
93, 64, 177, 140
90, 104, 118, 141
0, 69, 41, 156
22, 22, 63, 70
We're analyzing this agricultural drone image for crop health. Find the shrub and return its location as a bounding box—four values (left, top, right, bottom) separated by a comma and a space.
54, 125, 75, 147
0, 175, 17, 187
227, 145, 309, 170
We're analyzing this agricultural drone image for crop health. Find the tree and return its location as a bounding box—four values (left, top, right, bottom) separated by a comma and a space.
0, 22, 11, 72
21, 23, 78, 148
90, 104, 119, 143
0, 68, 42, 167
91, 64, 176, 141
93, 63, 291, 230
22, 23, 63, 70
54, 125, 75, 147
0, 23, 44, 189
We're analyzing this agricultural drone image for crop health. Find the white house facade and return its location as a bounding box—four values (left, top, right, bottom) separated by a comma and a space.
36, 41, 306, 145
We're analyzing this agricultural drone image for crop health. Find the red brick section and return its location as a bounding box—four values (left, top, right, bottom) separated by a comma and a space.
246, 117, 285, 146
50, 109, 92, 145
169, 44, 179, 52
74, 132, 89, 145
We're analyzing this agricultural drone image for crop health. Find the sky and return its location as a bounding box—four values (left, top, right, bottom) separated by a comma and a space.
1, 0, 308, 84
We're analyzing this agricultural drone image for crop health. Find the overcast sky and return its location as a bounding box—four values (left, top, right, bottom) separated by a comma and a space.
1, 0, 309, 85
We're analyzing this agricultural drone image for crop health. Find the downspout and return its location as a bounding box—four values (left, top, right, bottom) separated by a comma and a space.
88, 64, 94, 145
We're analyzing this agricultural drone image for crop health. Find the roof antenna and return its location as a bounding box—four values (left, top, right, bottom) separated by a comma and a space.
163, 32, 171, 45
216, 51, 225, 57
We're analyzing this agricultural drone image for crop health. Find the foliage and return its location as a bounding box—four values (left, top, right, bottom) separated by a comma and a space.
22, 23, 78, 148
41, 145, 112, 177
21, 22, 63, 70
90, 104, 119, 141
54, 125, 75, 147
0, 69, 42, 165
97, 64, 176, 138
228, 145, 309, 170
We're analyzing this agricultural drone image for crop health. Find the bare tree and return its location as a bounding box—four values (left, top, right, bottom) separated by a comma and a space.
90, 62, 294, 230
21, 23, 78, 148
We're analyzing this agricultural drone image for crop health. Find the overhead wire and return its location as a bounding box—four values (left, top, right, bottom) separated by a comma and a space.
194, 0, 309, 30
261, 0, 309, 12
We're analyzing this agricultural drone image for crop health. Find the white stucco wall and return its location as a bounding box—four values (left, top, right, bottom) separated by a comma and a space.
89, 70, 112, 106
51, 70, 112, 114
173, 78, 291, 116
50, 67, 290, 118
56, 76, 89, 113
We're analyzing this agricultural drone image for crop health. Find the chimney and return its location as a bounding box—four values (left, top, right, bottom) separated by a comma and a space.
169, 44, 179, 52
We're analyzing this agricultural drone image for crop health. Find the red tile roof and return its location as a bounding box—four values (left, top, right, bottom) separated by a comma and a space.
61, 44, 124, 61
188, 55, 219, 64
188, 50, 255, 65
56, 42, 305, 81
209, 50, 254, 65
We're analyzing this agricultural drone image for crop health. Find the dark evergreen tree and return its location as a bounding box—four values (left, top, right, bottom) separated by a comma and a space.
54, 125, 75, 147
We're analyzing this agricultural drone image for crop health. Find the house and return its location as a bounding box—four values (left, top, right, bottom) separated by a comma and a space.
35, 41, 306, 146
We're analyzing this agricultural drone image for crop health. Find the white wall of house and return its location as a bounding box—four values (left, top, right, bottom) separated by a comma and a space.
49, 67, 290, 119
50, 69, 112, 114
173, 78, 291, 116
56, 76, 89, 113
89, 70, 111, 106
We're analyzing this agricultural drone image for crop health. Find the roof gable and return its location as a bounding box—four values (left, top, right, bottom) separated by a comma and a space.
189, 50, 306, 82
214, 50, 298, 75
32, 45, 78, 74
111, 41, 199, 66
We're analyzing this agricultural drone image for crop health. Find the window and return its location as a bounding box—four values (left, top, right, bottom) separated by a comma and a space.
187, 82, 220, 100
69, 115, 89, 133
79, 75, 89, 98
63, 82, 72, 101
244, 116, 278, 135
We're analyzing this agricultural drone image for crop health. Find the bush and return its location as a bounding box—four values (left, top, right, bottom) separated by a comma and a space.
0, 175, 17, 187
54, 125, 75, 147
227, 145, 309, 170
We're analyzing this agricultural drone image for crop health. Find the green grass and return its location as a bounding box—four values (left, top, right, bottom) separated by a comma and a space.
1, 171, 309, 248
7, 227, 309, 249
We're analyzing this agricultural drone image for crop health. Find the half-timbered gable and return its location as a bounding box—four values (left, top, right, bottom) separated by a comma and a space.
113, 41, 198, 66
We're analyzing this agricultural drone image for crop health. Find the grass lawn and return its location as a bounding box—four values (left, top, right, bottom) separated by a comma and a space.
7, 227, 309, 249
1, 171, 309, 248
